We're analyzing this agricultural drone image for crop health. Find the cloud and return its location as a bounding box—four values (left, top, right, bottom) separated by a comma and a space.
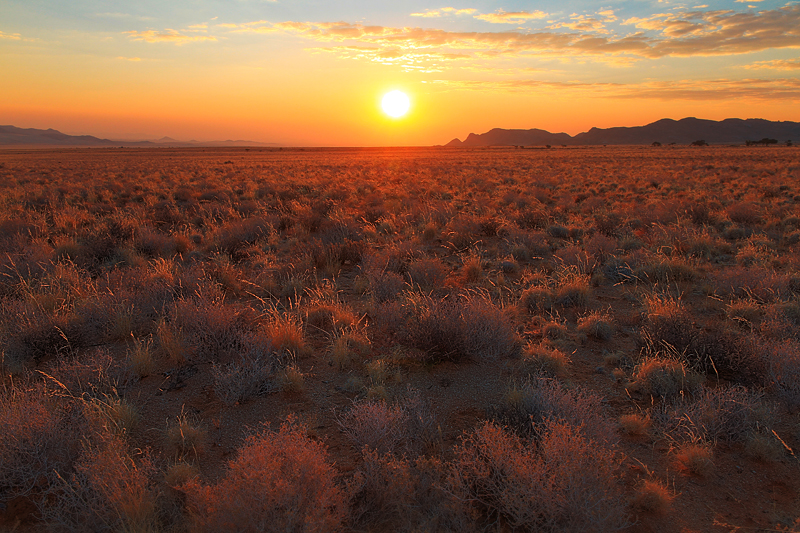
431, 76, 800, 100
743, 58, 800, 70
0, 30, 22, 40
268, 4, 800, 63
411, 7, 476, 18
475, 10, 548, 24
548, 14, 612, 33
125, 29, 217, 44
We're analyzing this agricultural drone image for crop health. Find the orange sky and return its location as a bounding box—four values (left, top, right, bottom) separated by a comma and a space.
2, 1, 799, 145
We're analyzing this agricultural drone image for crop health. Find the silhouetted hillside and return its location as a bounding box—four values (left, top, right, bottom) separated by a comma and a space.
446, 118, 800, 147
0, 125, 278, 147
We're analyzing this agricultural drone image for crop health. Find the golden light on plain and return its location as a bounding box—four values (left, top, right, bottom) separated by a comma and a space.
381, 90, 410, 118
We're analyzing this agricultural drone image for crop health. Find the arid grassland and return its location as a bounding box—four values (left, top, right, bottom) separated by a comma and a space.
0, 146, 799, 532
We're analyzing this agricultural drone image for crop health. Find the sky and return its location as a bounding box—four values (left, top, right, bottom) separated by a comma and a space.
1, 0, 799, 145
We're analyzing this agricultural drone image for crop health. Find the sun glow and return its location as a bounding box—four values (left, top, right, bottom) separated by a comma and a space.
381, 90, 410, 118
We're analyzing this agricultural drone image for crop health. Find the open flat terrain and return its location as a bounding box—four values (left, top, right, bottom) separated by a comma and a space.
1, 145, 799, 532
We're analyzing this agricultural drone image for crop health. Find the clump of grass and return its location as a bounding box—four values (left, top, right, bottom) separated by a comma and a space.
407, 258, 448, 289
265, 312, 306, 355
280, 363, 305, 393
491, 376, 617, 445
165, 410, 206, 459
577, 311, 614, 341
553, 271, 590, 308
726, 298, 763, 328
658, 385, 770, 444
330, 331, 371, 369
304, 302, 357, 336
156, 319, 187, 365
519, 342, 570, 377
127, 335, 155, 378
542, 319, 570, 339
164, 461, 200, 488
520, 285, 553, 313
632, 479, 673, 514
743, 432, 784, 462
366, 358, 390, 385
674, 442, 714, 476
619, 413, 652, 437
628, 357, 703, 401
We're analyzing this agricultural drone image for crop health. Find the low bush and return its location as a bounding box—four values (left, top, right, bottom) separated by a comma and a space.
183, 418, 346, 532
453, 419, 629, 531
212, 351, 277, 406
338, 391, 438, 457
656, 385, 770, 444
350, 450, 475, 533
491, 376, 617, 445
404, 291, 518, 363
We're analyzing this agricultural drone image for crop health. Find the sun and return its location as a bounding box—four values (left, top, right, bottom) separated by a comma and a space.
381, 90, 410, 118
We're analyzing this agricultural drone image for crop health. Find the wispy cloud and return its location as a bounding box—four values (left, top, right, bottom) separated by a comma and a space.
94, 12, 153, 22
0, 30, 22, 40
475, 10, 548, 24
125, 29, 217, 44
743, 58, 800, 70
431, 76, 800, 100
116, 56, 142, 61
411, 7, 476, 18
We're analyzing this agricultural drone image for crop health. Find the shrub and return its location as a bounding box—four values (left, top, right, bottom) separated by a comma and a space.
212, 351, 277, 406
657, 385, 770, 444
453, 420, 629, 531
350, 450, 475, 533
491, 376, 617, 445
338, 391, 438, 457
762, 339, 800, 408
184, 418, 346, 532
404, 292, 518, 363
407, 258, 448, 289
45, 435, 156, 533
0, 384, 80, 505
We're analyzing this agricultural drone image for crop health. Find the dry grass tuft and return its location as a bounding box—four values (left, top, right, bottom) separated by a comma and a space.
165, 410, 206, 459
632, 479, 673, 514
674, 442, 714, 476
619, 413, 652, 437
519, 342, 570, 377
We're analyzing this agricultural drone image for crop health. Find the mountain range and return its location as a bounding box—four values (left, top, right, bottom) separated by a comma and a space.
0, 125, 277, 148
446, 117, 800, 147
